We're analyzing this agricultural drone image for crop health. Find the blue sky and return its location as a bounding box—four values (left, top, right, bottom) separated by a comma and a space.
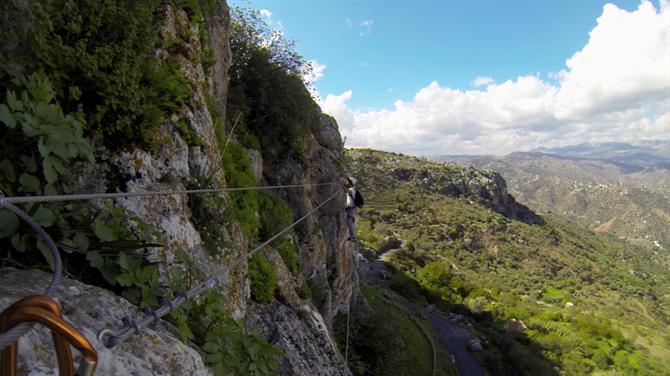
230, 0, 669, 155
233, 0, 638, 109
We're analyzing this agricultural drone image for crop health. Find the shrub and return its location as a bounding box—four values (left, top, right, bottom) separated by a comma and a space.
258, 193, 293, 241
276, 238, 299, 277
2, 0, 192, 150
222, 142, 259, 239
249, 253, 277, 302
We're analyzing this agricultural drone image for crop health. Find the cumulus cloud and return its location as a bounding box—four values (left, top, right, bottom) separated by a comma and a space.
359, 20, 374, 36
320, 1, 670, 155
259, 9, 272, 19
472, 76, 495, 87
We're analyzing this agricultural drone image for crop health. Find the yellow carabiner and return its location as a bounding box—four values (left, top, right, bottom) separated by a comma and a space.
0, 295, 98, 376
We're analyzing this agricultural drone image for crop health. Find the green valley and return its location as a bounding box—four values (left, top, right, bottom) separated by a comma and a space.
347, 148, 670, 375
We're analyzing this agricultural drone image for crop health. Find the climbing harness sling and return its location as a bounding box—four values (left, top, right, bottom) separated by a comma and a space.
0, 295, 98, 376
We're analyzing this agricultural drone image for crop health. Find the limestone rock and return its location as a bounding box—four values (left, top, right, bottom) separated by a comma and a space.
0, 268, 212, 376
245, 302, 351, 376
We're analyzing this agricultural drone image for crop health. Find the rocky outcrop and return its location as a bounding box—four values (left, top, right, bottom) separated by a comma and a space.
0, 268, 211, 376
253, 111, 360, 329
348, 149, 543, 225
245, 302, 349, 376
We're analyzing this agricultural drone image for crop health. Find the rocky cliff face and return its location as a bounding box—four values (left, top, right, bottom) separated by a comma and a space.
1, 2, 356, 375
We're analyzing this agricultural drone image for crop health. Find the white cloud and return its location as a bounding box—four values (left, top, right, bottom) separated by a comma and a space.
472, 76, 495, 87
259, 9, 272, 19
345, 17, 353, 28
359, 20, 374, 36
320, 1, 670, 155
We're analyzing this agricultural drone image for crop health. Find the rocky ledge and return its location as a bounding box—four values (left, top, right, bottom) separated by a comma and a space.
0, 268, 211, 376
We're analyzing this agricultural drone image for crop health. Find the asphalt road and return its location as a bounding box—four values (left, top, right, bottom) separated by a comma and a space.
360, 254, 485, 376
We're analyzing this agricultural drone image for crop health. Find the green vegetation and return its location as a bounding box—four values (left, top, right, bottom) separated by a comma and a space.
1, 0, 195, 151
457, 153, 670, 249
0, 69, 163, 308
226, 7, 318, 164
276, 238, 299, 276
334, 284, 456, 376
258, 192, 293, 241
349, 148, 670, 376
169, 253, 281, 376
222, 141, 260, 238
249, 253, 278, 303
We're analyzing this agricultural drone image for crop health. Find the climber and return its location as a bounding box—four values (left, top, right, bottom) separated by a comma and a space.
342, 176, 363, 241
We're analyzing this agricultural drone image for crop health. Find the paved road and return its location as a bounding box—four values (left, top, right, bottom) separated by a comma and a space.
359, 254, 484, 376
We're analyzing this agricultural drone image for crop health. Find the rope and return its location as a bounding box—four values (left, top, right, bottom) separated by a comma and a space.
0, 193, 63, 350
99, 190, 340, 348
2, 182, 337, 204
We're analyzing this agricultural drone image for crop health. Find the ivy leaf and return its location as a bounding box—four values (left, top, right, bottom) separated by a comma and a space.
10, 233, 26, 252
92, 218, 118, 242
19, 173, 40, 193
32, 206, 56, 227
74, 233, 90, 252
0, 210, 19, 238
86, 250, 104, 268
0, 103, 16, 128
36, 237, 56, 271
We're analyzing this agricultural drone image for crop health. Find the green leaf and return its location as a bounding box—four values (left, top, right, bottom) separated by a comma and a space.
7, 91, 22, 112
0, 160, 16, 182
42, 157, 57, 184
86, 251, 104, 268
20, 156, 38, 173
74, 233, 90, 252
99, 262, 121, 285
32, 206, 56, 227
36, 237, 56, 271
118, 252, 131, 270
92, 218, 118, 242
44, 183, 58, 196
203, 341, 220, 353
116, 273, 134, 287
0, 103, 16, 128
10, 233, 26, 252
0, 210, 19, 238
19, 173, 40, 193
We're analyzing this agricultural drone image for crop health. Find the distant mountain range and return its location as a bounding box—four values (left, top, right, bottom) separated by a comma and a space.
429, 141, 670, 250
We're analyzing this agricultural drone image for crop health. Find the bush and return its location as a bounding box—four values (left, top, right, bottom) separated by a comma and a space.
276, 238, 299, 277
258, 193, 293, 241
222, 142, 259, 239
2, 0, 192, 150
249, 253, 277, 302
227, 7, 318, 164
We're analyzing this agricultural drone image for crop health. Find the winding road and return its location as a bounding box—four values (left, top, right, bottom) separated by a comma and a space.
359, 252, 484, 376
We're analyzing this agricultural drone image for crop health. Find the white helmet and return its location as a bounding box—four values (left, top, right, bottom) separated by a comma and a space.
348, 176, 357, 186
